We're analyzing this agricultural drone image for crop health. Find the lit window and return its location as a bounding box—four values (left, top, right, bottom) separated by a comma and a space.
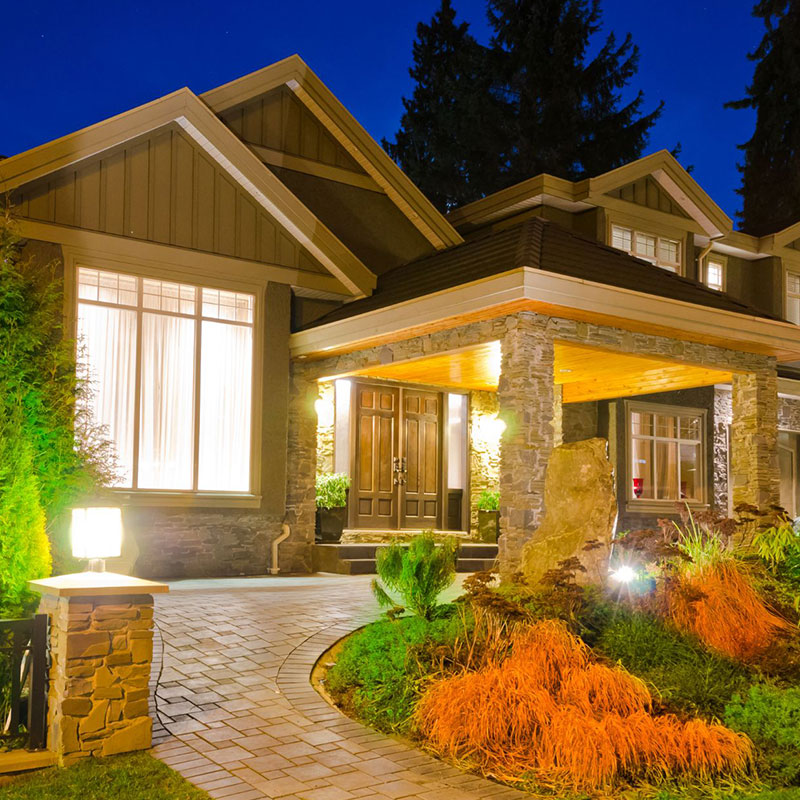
77, 267, 254, 492
611, 224, 682, 273
787, 272, 800, 325
705, 258, 725, 291
629, 404, 704, 502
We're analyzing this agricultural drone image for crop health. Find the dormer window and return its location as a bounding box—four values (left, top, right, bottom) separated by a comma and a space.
611, 224, 682, 273
704, 257, 726, 292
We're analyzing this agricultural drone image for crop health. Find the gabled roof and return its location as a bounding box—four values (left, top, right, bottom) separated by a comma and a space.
0, 83, 376, 296
305, 217, 777, 329
200, 55, 463, 253
448, 151, 733, 239
768, 218, 800, 250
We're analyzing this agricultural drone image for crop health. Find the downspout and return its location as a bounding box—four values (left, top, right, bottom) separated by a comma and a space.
270, 522, 291, 575
696, 235, 724, 282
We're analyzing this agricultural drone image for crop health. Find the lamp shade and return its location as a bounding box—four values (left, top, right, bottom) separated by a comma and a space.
71, 507, 123, 560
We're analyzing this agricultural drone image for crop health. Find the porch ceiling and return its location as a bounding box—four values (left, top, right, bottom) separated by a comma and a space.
326, 341, 735, 403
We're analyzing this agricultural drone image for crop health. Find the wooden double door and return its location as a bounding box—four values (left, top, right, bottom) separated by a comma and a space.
351, 382, 443, 530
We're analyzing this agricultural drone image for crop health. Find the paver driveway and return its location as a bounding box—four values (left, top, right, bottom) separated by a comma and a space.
150, 575, 527, 800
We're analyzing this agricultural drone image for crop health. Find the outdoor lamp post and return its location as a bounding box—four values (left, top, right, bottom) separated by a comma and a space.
71, 506, 123, 573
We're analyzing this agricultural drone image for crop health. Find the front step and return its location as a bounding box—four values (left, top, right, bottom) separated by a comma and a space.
312, 541, 498, 576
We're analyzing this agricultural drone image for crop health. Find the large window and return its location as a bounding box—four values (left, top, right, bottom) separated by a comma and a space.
77, 267, 254, 493
787, 271, 800, 325
611, 224, 682, 273
628, 403, 705, 503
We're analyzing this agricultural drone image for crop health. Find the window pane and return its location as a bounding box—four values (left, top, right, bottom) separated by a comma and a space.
658, 238, 679, 264
707, 260, 724, 290
788, 295, 800, 325
656, 414, 678, 438
197, 321, 253, 491
78, 267, 137, 306
680, 443, 700, 500
447, 394, 467, 490
635, 232, 656, 258
202, 288, 254, 324
788, 272, 800, 295
656, 440, 679, 499
142, 278, 196, 315
631, 438, 653, 498
631, 411, 653, 436
680, 415, 702, 440
77, 304, 137, 487
138, 313, 196, 490
612, 226, 632, 252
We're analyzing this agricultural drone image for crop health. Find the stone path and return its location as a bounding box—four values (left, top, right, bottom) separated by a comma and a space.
150, 575, 527, 800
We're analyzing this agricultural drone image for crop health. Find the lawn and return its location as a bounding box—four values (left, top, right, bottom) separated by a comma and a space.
0, 752, 208, 800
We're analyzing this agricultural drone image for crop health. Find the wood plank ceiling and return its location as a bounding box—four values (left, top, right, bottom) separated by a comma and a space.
329, 340, 735, 404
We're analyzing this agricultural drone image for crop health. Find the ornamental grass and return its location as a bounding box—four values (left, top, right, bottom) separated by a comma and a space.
416, 620, 752, 791
667, 559, 790, 662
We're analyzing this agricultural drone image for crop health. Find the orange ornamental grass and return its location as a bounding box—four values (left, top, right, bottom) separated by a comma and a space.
667, 559, 790, 661
416, 620, 752, 791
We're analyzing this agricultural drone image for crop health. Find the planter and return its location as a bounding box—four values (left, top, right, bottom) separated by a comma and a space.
316, 507, 347, 543
477, 510, 500, 543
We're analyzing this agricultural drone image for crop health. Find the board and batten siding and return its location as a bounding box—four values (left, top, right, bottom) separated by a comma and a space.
606, 175, 691, 219
12, 123, 328, 274
218, 86, 366, 174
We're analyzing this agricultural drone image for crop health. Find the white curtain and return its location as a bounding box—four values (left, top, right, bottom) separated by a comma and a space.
77, 304, 137, 487
197, 321, 252, 491
138, 313, 196, 490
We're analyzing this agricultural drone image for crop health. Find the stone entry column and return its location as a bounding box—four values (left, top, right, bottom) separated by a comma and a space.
497, 312, 555, 572
731, 368, 780, 509
29, 574, 168, 765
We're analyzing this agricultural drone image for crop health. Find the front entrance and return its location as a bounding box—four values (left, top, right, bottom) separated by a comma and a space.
350, 381, 443, 530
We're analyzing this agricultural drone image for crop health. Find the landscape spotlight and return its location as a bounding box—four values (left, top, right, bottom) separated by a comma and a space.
610, 565, 637, 584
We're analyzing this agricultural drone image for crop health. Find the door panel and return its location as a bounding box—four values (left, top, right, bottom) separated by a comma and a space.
352, 384, 399, 528
402, 389, 442, 529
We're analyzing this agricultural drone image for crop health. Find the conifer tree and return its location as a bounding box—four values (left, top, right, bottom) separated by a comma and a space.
726, 0, 800, 236
384, 0, 505, 210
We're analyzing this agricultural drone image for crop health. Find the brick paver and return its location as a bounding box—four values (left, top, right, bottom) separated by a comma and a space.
149, 575, 526, 799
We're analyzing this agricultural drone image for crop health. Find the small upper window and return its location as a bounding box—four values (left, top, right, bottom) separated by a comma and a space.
705, 258, 725, 292
787, 272, 800, 325
611, 224, 682, 273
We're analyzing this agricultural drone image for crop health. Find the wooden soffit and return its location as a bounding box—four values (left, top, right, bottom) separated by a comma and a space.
326, 340, 735, 404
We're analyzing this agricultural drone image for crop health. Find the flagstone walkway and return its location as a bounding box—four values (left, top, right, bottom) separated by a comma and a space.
149, 575, 527, 800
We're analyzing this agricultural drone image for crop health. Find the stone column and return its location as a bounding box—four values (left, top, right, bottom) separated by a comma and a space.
468, 390, 501, 534
731, 368, 780, 509
283, 364, 319, 572
30, 574, 168, 765
497, 312, 555, 572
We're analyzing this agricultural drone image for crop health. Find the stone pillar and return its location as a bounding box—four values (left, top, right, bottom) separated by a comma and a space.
283, 364, 319, 572
30, 574, 168, 765
468, 390, 501, 533
731, 368, 780, 509
497, 312, 555, 571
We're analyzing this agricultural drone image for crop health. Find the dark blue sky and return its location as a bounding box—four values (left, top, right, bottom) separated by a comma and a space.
4, 0, 761, 222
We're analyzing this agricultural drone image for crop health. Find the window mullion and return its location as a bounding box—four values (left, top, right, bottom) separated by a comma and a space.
191, 288, 202, 492
131, 279, 144, 490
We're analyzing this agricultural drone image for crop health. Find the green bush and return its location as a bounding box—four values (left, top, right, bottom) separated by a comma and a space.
477, 490, 499, 511
325, 613, 461, 734
595, 610, 752, 717
725, 684, 800, 784
372, 531, 458, 620
315, 473, 350, 509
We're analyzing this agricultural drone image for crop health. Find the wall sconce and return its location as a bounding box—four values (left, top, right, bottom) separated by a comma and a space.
71, 507, 123, 573
315, 397, 335, 428
475, 413, 506, 443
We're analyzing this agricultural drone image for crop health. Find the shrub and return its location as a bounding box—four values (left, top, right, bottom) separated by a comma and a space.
725, 684, 800, 784
372, 531, 458, 620
595, 610, 752, 717
476, 490, 499, 511
325, 614, 461, 734
315, 473, 350, 509
416, 620, 753, 791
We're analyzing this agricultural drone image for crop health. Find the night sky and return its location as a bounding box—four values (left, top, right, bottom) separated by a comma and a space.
4, 0, 761, 223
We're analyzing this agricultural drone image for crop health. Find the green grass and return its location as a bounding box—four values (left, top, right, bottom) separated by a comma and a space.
0, 752, 209, 799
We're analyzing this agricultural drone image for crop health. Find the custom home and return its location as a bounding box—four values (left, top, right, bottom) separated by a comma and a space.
4, 55, 800, 577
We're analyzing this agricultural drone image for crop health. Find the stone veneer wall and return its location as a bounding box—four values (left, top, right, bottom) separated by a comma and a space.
469, 391, 500, 532
562, 401, 598, 443
38, 593, 154, 764
316, 381, 335, 478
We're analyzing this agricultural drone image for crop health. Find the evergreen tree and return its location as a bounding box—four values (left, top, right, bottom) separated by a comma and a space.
488, 0, 662, 184
726, 0, 800, 236
386, 0, 662, 209
384, 0, 505, 210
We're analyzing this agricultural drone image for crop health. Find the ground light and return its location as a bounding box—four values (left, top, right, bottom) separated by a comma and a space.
71, 506, 123, 573
610, 564, 638, 583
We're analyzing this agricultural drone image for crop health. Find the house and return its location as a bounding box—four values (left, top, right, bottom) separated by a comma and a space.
3, 55, 800, 578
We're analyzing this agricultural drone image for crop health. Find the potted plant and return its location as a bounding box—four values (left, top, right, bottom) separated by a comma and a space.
315, 473, 351, 543
477, 490, 500, 543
